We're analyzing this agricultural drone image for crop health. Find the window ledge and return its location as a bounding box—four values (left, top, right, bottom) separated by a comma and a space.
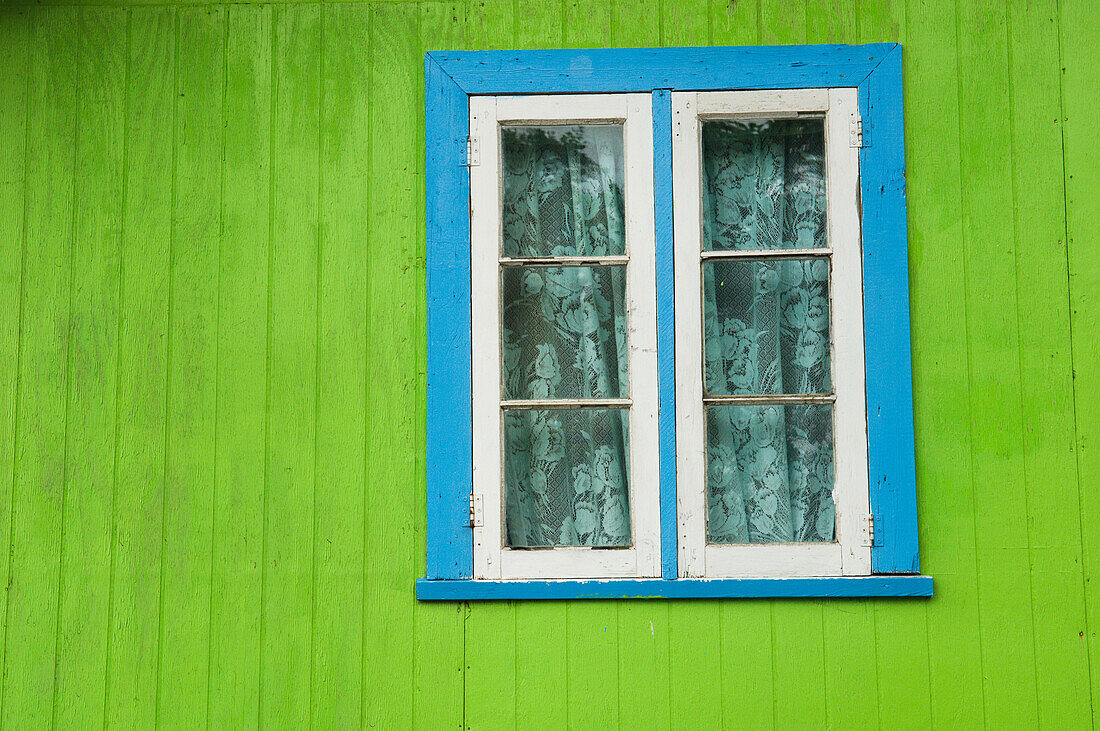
416, 575, 933, 601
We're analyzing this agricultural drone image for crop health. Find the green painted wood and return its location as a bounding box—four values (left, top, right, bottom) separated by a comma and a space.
902, 1, 984, 726
54, 7, 126, 727
956, 0, 1040, 726
0, 7, 29, 723
106, 7, 174, 728
1062, 0, 1100, 721
1, 8, 77, 728
0, 1, 1095, 728
208, 5, 270, 726
364, 2, 419, 727
261, 5, 320, 728
1009, 0, 1092, 726
314, 3, 368, 727
157, 8, 224, 727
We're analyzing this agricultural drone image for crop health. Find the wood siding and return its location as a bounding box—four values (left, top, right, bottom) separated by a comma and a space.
0, 0, 1095, 727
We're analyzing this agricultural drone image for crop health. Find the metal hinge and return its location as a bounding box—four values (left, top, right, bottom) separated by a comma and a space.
859, 514, 878, 547
468, 492, 483, 527
849, 113, 865, 148
462, 135, 480, 166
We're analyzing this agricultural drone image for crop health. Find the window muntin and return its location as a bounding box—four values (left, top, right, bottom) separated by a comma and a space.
674, 89, 871, 578
470, 94, 660, 579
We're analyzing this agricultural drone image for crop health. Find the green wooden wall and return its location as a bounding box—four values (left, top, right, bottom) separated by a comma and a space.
0, 0, 1096, 727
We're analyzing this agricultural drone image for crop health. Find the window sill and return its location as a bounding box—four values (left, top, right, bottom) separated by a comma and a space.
416, 575, 933, 601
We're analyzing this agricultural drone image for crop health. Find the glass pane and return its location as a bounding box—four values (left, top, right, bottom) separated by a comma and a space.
701, 118, 827, 252
703, 258, 831, 396
504, 408, 631, 548
502, 265, 628, 400
501, 125, 626, 258
706, 403, 834, 544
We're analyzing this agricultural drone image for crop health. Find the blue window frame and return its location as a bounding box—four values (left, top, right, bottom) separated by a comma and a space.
420, 44, 931, 600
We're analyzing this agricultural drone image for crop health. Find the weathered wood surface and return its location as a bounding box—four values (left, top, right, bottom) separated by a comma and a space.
0, 0, 1094, 727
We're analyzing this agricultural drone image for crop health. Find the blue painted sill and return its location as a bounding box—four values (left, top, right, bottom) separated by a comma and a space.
416, 576, 933, 601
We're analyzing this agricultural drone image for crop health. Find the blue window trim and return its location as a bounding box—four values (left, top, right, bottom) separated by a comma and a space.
416, 576, 932, 601
423, 43, 928, 599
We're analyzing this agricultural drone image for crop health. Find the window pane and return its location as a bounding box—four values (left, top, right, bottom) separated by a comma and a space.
703, 258, 831, 396
701, 119, 826, 252
502, 265, 628, 400
504, 408, 631, 548
501, 125, 625, 257
706, 403, 834, 544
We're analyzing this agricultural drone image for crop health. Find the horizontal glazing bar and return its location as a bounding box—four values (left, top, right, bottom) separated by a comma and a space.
699, 248, 832, 261
702, 394, 835, 405
501, 398, 632, 410
499, 256, 630, 267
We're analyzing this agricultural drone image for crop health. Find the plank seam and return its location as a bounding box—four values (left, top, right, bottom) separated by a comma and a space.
1056, 0, 1096, 720
203, 6, 230, 728
101, 8, 132, 728
152, 8, 180, 726
952, 0, 988, 722
50, 5, 81, 725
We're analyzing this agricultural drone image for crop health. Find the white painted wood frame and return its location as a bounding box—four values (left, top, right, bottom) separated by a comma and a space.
470, 94, 660, 579
672, 88, 871, 578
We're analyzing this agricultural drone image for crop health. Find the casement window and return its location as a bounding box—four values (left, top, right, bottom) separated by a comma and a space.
420, 45, 932, 600
469, 94, 661, 579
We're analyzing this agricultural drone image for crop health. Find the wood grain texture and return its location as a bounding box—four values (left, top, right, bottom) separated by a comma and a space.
208, 5, 270, 726
105, 7, 174, 728
54, 7, 126, 727
0, 0, 1093, 728
1062, 0, 1100, 720
2, 8, 77, 728
260, 5, 320, 728
157, 8, 224, 728
0, 7, 30, 722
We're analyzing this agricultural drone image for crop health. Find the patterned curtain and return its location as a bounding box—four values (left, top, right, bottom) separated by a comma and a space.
500, 127, 632, 548
701, 120, 836, 544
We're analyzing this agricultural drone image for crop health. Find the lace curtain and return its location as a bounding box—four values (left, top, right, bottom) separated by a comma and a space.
500, 126, 632, 548
701, 120, 837, 544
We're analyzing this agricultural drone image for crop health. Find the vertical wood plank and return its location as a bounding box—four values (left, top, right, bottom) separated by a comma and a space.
0, 6, 30, 722
760, 0, 805, 45
902, 1, 983, 725
956, 0, 1039, 725
105, 7, 174, 728
313, 3, 367, 728
53, 7, 126, 728
1007, 0, 1091, 726
857, 0, 904, 42
0, 6, 76, 729
1060, 0, 1100, 717
156, 6, 224, 728
260, 5, 320, 729
709, 0, 759, 46
466, 0, 513, 50
207, 5, 270, 727
364, 3, 419, 728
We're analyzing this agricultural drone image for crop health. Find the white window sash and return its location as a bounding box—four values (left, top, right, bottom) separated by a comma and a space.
470, 93, 661, 580
672, 88, 871, 578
